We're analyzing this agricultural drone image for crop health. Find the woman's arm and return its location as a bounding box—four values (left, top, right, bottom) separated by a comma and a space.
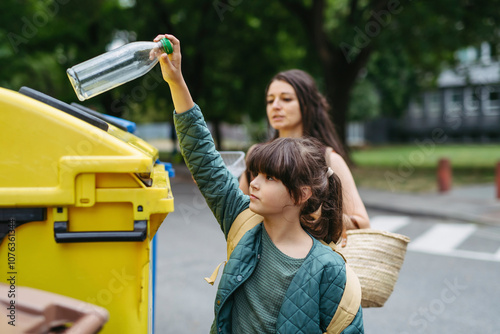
327, 151, 370, 230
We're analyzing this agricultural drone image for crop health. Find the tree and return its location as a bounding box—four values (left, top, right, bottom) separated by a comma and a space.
275, 0, 500, 146
0, 0, 308, 150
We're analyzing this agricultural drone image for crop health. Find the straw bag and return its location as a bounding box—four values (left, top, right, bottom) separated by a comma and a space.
336, 229, 410, 308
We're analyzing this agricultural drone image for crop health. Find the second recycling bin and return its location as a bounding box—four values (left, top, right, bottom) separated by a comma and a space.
0, 87, 174, 333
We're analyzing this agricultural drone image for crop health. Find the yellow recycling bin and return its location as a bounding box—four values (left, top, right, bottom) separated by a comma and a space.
0, 87, 174, 333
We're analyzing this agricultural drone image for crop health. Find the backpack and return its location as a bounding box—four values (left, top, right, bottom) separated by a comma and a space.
205, 208, 361, 334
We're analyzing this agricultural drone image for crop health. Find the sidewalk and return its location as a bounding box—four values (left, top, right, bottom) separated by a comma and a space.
359, 184, 500, 226
169, 163, 500, 226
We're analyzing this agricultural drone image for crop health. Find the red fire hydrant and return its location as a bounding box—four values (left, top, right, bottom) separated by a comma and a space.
496, 161, 500, 200
437, 158, 452, 193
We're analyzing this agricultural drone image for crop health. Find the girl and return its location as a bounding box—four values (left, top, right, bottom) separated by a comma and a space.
239, 70, 370, 236
155, 34, 364, 334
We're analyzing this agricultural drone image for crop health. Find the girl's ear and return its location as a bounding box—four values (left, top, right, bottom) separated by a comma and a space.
299, 186, 312, 204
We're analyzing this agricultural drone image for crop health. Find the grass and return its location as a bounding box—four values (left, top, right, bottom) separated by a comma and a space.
350, 144, 500, 193
351, 144, 500, 168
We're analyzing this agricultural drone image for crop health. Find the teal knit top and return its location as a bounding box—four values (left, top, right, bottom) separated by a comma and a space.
232, 227, 307, 333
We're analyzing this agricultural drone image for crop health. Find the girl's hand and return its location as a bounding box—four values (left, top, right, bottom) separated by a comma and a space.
152, 34, 194, 114
153, 34, 183, 86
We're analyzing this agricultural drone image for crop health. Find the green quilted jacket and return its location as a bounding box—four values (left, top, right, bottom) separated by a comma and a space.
174, 104, 364, 334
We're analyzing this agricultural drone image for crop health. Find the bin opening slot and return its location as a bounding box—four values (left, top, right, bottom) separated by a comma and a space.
135, 173, 152, 187
71, 103, 133, 132
18, 87, 109, 131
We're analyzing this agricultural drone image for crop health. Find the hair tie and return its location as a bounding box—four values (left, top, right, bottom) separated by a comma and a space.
327, 167, 334, 177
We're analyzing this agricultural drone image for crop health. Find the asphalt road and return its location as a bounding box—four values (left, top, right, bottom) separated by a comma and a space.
154, 179, 500, 334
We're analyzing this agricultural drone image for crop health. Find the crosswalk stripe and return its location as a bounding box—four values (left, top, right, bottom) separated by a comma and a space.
451, 249, 500, 262
405, 223, 500, 262
369, 215, 410, 232
408, 223, 477, 254
495, 247, 500, 260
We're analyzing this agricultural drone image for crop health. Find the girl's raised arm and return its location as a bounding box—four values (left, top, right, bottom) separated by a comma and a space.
155, 34, 249, 237
154, 34, 194, 114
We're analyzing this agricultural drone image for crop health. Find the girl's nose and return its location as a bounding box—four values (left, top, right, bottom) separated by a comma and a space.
250, 176, 260, 190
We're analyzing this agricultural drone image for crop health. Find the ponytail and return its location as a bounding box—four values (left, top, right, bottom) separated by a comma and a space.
299, 168, 343, 244
320, 172, 343, 244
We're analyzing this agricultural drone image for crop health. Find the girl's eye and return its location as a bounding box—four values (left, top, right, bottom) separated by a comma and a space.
266, 175, 275, 181
266, 99, 274, 104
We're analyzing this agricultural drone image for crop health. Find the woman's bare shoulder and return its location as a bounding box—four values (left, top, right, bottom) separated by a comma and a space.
326, 147, 348, 166
326, 148, 356, 182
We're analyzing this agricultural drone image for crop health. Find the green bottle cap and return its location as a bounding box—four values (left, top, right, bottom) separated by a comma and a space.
160, 38, 173, 54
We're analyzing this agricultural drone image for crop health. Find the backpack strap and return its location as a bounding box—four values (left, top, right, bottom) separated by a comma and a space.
321, 241, 362, 334
204, 208, 263, 285
204, 260, 226, 285
226, 208, 263, 260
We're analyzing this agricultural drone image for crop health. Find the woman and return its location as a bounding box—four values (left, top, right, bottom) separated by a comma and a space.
239, 69, 370, 235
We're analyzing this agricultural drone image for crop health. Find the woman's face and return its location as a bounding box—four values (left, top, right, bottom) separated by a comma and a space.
266, 80, 303, 137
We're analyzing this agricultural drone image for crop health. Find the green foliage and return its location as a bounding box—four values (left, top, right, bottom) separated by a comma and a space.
348, 77, 381, 121
1, 0, 500, 135
241, 116, 270, 146
364, 50, 418, 118
0, 0, 312, 125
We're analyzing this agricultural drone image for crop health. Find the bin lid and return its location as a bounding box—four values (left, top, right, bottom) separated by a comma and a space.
0, 87, 163, 206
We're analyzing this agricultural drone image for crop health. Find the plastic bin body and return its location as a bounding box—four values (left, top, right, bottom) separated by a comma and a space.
0, 88, 173, 333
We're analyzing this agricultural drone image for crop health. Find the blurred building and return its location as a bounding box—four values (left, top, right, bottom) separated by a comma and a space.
358, 43, 500, 145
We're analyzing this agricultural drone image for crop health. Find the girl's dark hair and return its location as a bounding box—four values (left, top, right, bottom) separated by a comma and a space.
266, 69, 349, 164
246, 137, 343, 243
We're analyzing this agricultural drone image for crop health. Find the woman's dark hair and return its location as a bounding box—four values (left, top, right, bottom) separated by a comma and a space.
246, 137, 343, 243
266, 69, 349, 164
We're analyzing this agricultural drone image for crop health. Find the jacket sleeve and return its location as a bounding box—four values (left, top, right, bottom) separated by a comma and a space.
173, 104, 250, 238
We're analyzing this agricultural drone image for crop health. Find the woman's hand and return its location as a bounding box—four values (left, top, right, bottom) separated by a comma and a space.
340, 213, 360, 247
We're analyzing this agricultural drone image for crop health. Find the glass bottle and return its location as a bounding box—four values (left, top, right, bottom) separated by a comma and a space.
67, 38, 173, 101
